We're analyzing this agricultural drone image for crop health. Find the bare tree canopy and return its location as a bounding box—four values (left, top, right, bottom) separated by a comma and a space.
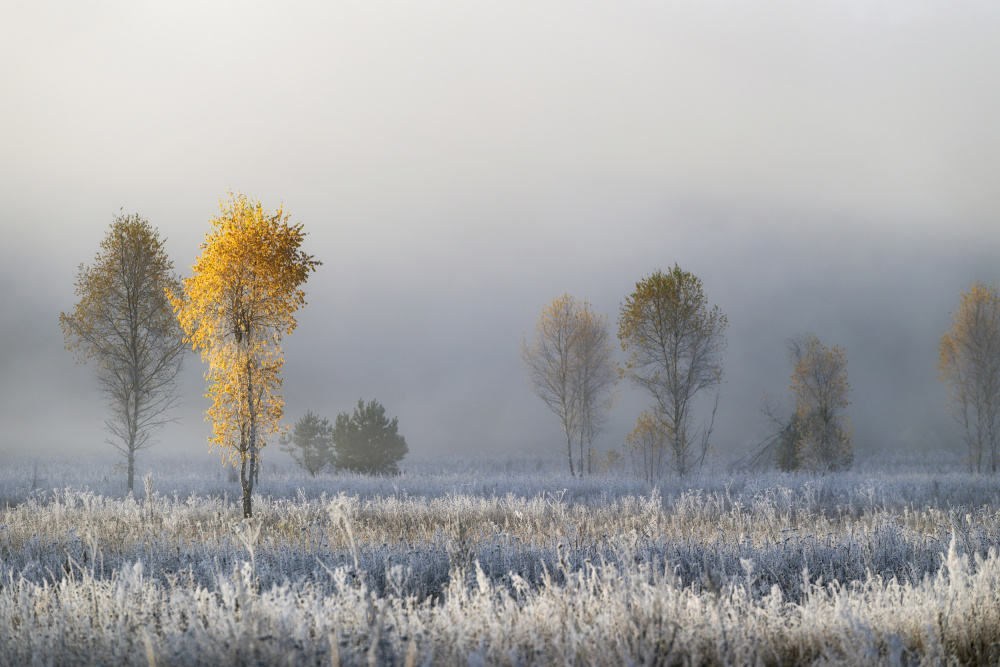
731, 394, 799, 474
521, 294, 618, 476
938, 280, 1000, 473
59, 212, 187, 491
618, 265, 726, 476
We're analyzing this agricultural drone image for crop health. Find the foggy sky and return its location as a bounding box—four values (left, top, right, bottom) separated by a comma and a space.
2, 1, 999, 463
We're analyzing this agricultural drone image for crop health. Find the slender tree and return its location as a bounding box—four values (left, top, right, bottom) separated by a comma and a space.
574, 305, 619, 474
521, 294, 618, 476
170, 192, 320, 517
938, 280, 1000, 473
280, 411, 334, 477
60, 213, 186, 491
788, 334, 853, 472
618, 265, 726, 476
622, 408, 669, 483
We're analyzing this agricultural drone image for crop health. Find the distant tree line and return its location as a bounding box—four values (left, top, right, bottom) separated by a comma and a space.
523, 272, 1000, 479
524, 266, 858, 478
61, 201, 1000, 494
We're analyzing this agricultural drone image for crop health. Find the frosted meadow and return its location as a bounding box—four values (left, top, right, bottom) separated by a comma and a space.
1, 453, 998, 665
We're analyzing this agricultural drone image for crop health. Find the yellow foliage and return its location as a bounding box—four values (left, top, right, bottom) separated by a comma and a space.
937, 280, 1000, 472
622, 408, 670, 482
59, 212, 187, 491
595, 448, 623, 475
618, 265, 726, 476
618, 265, 728, 384
169, 193, 320, 469
61, 214, 183, 369
937, 279, 1000, 397
789, 334, 852, 471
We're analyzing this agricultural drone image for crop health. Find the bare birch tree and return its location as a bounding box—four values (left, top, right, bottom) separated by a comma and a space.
574, 303, 619, 474
60, 213, 187, 491
521, 294, 618, 476
938, 280, 1000, 473
618, 265, 727, 477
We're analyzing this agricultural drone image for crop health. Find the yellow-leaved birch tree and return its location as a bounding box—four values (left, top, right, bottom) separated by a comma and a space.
938, 280, 1000, 473
170, 193, 320, 517
59, 213, 187, 492
788, 334, 853, 472
618, 265, 727, 477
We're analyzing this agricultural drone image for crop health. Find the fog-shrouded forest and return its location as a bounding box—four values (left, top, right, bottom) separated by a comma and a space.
3, 1, 1000, 664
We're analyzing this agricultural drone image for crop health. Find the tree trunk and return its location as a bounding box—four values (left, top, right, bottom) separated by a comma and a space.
128, 387, 139, 492
242, 473, 253, 518
565, 431, 575, 477
241, 449, 256, 518
128, 453, 134, 492
673, 402, 685, 477
241, 354, 257, 518
127, 297, 141, 493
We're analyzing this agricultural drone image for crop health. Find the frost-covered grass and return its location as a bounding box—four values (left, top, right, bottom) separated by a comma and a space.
1, 452, 998, 665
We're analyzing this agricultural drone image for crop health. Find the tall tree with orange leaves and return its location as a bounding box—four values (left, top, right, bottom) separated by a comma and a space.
938, 280, 1000, 473
171, 193, 320, 517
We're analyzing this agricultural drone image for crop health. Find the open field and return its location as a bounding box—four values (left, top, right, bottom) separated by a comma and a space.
1, 453, 998, 665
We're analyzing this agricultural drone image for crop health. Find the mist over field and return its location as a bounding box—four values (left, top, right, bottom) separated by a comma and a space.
4, 5, 1000, 663
1, 0, 999, 465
